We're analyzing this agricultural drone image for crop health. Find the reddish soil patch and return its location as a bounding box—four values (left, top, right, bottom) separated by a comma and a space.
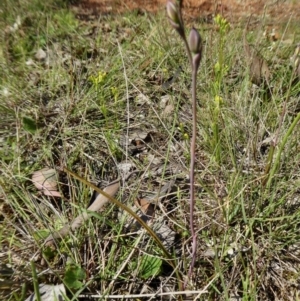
75, 0, 300, 23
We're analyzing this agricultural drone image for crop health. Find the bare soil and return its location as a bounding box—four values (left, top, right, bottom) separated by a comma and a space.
75, 0, 300, 23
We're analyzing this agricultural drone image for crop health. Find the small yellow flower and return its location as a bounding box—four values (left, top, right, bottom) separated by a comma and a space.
214, 95, 223, 105
110, 86, 119, 101
162, 68, 168, 74
214, 14, 230, 33
89, 71, 107, 86
214, 62, 221, 73
214, 95, 223, 112
183, 133, 189, 140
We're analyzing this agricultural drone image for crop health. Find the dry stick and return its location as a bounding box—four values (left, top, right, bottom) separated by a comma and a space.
78, 290, 208, 299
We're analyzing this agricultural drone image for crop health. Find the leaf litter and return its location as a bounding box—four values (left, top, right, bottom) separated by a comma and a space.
25, 284, 66, 301
32, 168, 62, 198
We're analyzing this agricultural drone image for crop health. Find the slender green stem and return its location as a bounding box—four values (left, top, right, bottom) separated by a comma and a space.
31, 261, 41, 301
213, 119, 220, 162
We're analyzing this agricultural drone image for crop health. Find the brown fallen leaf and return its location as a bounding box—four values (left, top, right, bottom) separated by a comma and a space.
135, 198, 155, 218
44, 180, 119, 246
129, 180, 175, 232
32, 168, 61, 197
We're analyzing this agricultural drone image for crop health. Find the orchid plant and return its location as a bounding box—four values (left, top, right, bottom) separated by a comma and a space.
166, 0, 203, 288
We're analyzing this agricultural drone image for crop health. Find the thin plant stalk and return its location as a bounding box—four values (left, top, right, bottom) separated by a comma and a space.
187, 60, 198, 286
180, 28, 198, 290
166, 1, 202, 288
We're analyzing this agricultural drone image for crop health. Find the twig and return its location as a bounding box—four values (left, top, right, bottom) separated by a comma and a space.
78, 289, 208, 299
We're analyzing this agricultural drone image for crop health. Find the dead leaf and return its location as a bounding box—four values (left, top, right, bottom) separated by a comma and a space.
136, 93, 151, 105
25, 283, 65, 301
32, 168, 61, 197
153, 222, 175, 250
135, 198, 155, 218
123, 198, 155, 232
117, 162, 135, 177
129, 180, 175, 232
35, 48, 47, 61
160, 95, 170, 109
163, 104, 174, 116
264, 27, 280, 42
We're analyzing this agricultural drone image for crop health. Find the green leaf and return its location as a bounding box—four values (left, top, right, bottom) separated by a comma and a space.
64, 264, 86, 290
22, 116, 38, 134
33, 229, 49, 240
139, 254, 162, 279
42, 246, 57, 260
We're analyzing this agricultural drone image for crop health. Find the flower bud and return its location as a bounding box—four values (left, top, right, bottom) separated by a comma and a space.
189, 28, 202, 54
166, 1, 185, 37
166, 1, 180, 25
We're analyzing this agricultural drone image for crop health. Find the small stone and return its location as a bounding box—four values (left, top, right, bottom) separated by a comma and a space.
35, 48, 47, 61
25, 58, 34, 66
